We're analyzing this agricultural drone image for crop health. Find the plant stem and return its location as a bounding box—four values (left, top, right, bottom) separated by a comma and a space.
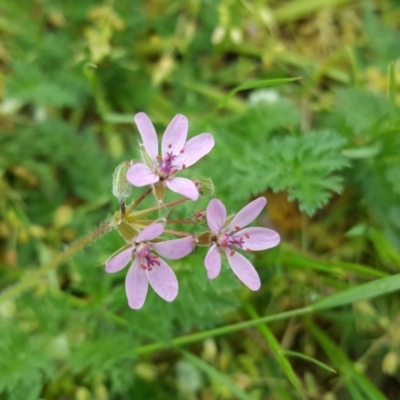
0, 220, 113, 304
129, 197, 191, 218
162, 228, 192, 237
126, 187, 153, 215
166, 219, 198, 224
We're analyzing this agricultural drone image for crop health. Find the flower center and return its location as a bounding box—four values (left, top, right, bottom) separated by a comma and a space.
217, 233, 245, 250
136, 244, 160, 271
157, 152, 178, 177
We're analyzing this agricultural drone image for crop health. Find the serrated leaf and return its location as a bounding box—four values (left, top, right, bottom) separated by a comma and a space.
246, 130, 349, 215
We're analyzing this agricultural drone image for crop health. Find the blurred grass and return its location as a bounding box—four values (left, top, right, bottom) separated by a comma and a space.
1, 0, 400, 399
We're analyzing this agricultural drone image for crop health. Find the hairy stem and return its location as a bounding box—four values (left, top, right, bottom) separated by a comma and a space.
0, 220, 113, 304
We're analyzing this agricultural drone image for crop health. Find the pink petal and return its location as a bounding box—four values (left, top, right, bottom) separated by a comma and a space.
166, 177, 199, 200
224, 249, 261, 291
235, 227, 280, 251
126, 163, 159, 187
134, 112, 158, 161
226, 197, 267, 232
175, 133, 215, 168
206, 199, 226, 234
146, 257, 178, 302
204, 244, 221, 279
105, 246, 133, 273
137, 223, 164, 242
125, 258, 149, 309
151, 236, 194, 259
161, 114, 188, 158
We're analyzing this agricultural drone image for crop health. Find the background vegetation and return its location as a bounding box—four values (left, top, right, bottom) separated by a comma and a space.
1, 0, 400, 399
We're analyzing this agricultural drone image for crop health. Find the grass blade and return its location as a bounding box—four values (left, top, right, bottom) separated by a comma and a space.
283, 350, 336, 374
308, 323, 387, 400
244, 303, 307, 400
180, 350, 254, 400
311, 273, 400, 311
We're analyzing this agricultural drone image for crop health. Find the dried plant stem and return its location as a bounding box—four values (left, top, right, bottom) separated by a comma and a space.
0, 220, 113, 304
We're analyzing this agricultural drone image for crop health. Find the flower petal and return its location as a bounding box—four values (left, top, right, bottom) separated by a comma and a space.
151, 236, 194, 259
137, 223, 164, 242
175, 133, 214, 168
226, 197, 267, 232
166, 177, 199, 200
205, 244, 221, 279
235, 227, 280, 251
146, 257, 178, 302
161, 114, 188, 158
105, 246, 133, 273
224, 249, 261, 291
206, 199, 226, 234
125, 259, 149, 309
126, 163, 159, 187
134, 112, 158, 161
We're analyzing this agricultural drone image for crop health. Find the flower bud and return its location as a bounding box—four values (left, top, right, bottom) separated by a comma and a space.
194, 177, 214, 197
112, 162, 132, 200
193, 210, 206, 222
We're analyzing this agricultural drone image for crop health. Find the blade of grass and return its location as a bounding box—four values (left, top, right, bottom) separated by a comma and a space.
274, 0, 355, 23
310, 273, 400, 311
346, 382, 370, 400
308, 322, 386, 400
135, 273, 400, 356
134, 306, 312, 356
244, 303, 307, 400
281, 248, 387, 278
180, 350, 254, 400
282, 350, 336, 374
388, 61, 396, 109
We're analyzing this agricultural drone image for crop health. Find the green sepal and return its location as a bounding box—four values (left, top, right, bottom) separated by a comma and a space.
116, 220, 139, 242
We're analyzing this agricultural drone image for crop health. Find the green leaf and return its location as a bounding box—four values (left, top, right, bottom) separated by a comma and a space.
336, 88, 391, 134
283, 350, 336, 374
342, 143, 382, 159
309, 323, 387, 400
311, 273, 400, 311
248, 129, 349, 215
245, 303, 307, 400
388, 61, 397, 108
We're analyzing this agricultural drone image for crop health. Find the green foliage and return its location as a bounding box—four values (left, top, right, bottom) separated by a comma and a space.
250, 129, 349, 215
208, 103, 349, 215
2, 0, 400, 399
335, 88, 391, 135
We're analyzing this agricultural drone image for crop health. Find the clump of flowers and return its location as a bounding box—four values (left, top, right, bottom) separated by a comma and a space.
107, 112, 280, 309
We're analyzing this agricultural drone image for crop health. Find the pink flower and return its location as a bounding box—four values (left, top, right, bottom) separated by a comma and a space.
127, 112, 214, 200
204, 197, 280, 291
106, 223, 194, 309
